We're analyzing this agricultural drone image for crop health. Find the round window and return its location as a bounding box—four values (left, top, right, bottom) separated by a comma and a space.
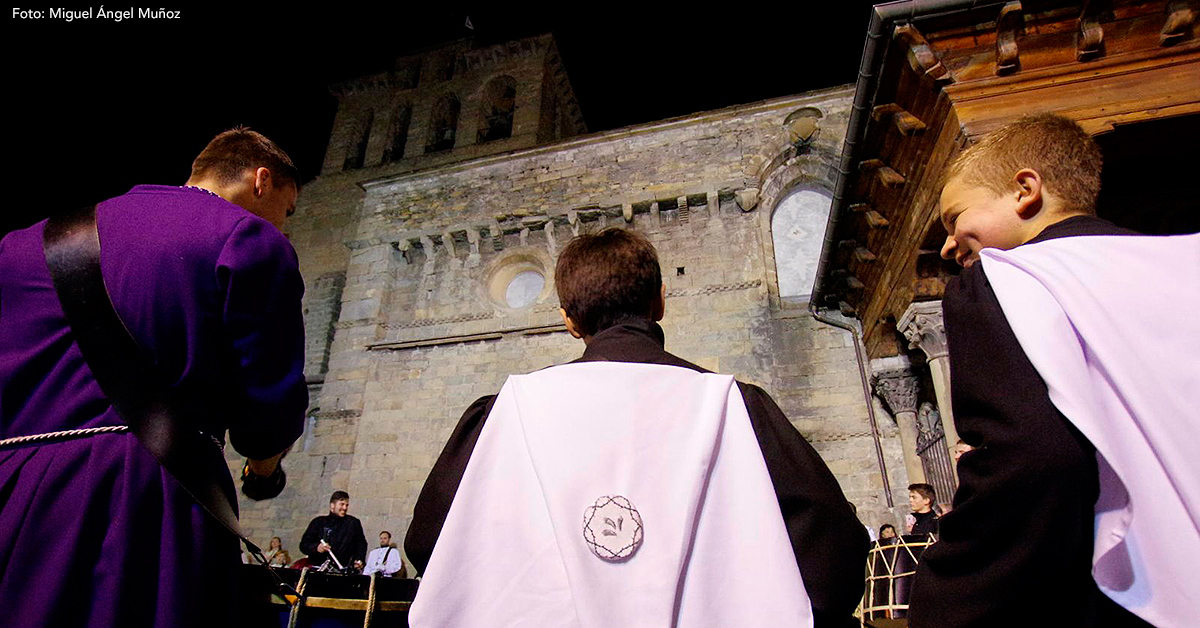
505, 270, 545, 309
485, 252, 550, 311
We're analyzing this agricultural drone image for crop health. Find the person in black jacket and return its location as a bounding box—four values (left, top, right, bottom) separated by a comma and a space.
405, 227, 867, 627
905, 483, 939, 537
300, 491, 368, 571
908, 114, 1151, 627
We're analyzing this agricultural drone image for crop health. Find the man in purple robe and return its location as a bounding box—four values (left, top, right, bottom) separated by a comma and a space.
0, 128, 308, 627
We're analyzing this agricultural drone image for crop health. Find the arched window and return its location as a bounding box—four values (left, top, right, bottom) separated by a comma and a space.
425, 93, 460, 153
477, 76, 517, 143
383, 105, 411, 163
771, 188, 834, 301
343, 110, 373, 170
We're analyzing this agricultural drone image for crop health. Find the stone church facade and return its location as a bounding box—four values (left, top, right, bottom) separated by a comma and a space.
229, 33, 913, 566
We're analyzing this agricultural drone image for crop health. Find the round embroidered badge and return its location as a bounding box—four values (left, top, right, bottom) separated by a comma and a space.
583, 495, 643, 562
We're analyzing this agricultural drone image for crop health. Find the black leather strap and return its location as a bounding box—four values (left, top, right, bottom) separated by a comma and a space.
43, 204, 246, 541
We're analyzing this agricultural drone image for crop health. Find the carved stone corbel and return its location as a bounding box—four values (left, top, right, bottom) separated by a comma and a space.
873, 370, 920, 416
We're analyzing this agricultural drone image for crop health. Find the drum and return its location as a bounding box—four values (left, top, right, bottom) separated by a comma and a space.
860, 534, 936, 623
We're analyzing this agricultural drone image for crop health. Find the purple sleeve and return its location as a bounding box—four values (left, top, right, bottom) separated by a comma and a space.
215, 217, 307, 459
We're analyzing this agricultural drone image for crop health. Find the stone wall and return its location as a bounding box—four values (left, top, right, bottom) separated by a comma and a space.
231, 83, 913, 566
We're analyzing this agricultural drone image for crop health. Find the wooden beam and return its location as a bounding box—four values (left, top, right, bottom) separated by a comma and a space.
1162, 0, 1197, 46
996, 2, 1025, 76
853, 247, 877, 263
893, 24, 952, 82
865, 210, 891, 229
860, 159, 908, 187
1076, 0, 1111, 61
872, 103, 928, 136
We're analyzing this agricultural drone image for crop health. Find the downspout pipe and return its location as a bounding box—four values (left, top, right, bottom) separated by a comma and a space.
811, 305, 894, 507
811, 0, 1000, 306
807, 0, 1002, 507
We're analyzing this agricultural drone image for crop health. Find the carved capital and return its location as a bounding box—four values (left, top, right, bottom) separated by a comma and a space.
873, 369, 920, 416
898, 300, 948, 361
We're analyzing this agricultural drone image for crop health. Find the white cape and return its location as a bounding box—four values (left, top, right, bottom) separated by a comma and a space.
409, 362, 813, 628
980, 233, 1200, 626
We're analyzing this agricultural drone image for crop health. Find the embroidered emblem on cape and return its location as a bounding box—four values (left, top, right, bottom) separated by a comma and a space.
583, 495, 643, 562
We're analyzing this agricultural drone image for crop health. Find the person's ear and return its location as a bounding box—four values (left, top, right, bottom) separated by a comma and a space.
652, 284, 666, 321
1012, 168, 1043, 219
559, 308, 583, 339
253, 167, 273, 197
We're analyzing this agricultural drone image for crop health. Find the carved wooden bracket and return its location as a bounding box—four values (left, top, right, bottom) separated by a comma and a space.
845, 275, 865, 291
1076, 0, 1111, 61
872, 103, 928, 136
894, 24, 952, 82
853, 247, 877, 263
859, 159, 907, 187
865, 210, 890, 229
1162, 0, 1197, 46
849, 202, 873, 213
839, 301, 857, 316
996, 2, 1025, 76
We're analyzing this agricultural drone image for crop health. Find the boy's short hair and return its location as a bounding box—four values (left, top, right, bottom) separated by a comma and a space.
330, 490, 350, 503
555, 227, 662, 337
191, 126, 300, 190
942, 113, 1101, 214
908, 483, 937, 503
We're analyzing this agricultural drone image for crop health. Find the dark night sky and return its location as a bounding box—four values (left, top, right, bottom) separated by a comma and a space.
7, 3, 882, 235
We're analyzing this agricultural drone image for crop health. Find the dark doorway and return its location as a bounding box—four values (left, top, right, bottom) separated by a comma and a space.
1095, 114, 1199, 235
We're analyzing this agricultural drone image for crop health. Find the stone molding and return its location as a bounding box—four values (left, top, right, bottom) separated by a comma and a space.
383, 311, 494, 330
897, 300, 948, 361
665, 279, 762, 298
312, 409, 362, 420
807, 430, 876, 443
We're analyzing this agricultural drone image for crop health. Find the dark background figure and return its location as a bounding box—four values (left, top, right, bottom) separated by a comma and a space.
363, 530, 405, 578
905, 483, 940, 538
266, 536, 292, 567
300, 491, 368, 572
0, 128, 308, 627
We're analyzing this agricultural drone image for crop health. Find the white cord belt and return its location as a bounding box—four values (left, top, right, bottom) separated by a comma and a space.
0, 425, 130, 448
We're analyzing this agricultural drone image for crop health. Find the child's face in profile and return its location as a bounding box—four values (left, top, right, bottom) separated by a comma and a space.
909, 490, 933, 513
939, 175, 1028, 267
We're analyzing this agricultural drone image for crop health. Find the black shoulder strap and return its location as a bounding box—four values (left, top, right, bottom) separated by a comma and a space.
43, 204, 246, 541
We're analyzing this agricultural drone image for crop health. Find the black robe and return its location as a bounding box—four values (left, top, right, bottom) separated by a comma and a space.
300, 513, 368, 567
908, 216, 1150, 628
405, 321, 868, 627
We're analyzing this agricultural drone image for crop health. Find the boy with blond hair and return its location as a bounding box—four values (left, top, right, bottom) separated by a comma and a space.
908, 114, 1198, 627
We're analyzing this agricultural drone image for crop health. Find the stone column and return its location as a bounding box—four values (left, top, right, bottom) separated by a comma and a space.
897, 301, 961, 461
873, 369, 925, 485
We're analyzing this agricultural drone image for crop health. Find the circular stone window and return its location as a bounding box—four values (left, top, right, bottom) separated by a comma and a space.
485, 253, 550, 311
505, 270, 545, 309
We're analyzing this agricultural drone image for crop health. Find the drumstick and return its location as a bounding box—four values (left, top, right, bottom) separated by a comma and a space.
321, 539, 345, 570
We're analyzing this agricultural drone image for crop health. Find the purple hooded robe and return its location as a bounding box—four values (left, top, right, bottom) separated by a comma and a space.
0, 185, 307, 627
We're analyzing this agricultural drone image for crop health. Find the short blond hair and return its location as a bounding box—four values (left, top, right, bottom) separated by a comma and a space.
943, 114, 1101, 214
